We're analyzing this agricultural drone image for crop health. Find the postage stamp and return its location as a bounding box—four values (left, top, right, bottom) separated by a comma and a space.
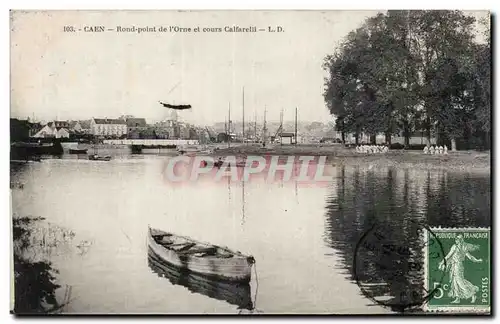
353, 221, 447, 312
424, 227, 490, 313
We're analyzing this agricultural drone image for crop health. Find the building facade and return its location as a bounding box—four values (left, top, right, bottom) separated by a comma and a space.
125, 118, 147, 133
90, 118, 127, 137
278, 132, 296, 144
69, 121, 83, 132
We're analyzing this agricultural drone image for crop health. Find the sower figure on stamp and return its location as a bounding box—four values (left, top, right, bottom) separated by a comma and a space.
438, 235, 483, 304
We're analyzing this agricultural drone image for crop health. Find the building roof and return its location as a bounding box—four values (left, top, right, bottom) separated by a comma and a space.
69, 121, 80, 128
93, 118, 127, 125
53, 121, 70, 128
280, 132, 295, 137
126, 118, 147, 127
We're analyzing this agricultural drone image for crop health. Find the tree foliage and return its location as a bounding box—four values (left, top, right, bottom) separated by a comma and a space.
323, 10, 491, 149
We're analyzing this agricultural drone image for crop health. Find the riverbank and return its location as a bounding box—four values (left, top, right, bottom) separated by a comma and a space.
215, 143, 349, 156
214, 144, 490, 173
331, 151, 490, 173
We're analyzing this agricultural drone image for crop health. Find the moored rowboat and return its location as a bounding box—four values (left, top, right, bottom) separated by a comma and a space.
69, 148, 88, 154
147, 227, 254, 283
88, 154, 111, 161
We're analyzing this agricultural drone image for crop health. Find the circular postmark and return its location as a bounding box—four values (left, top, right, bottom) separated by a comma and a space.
353, 220, 447, 312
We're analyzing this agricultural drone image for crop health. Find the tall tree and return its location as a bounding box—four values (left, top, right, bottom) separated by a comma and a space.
324, 10, 489, 150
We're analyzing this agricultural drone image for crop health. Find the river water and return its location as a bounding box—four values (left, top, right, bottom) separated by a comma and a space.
10, 154, 490, 314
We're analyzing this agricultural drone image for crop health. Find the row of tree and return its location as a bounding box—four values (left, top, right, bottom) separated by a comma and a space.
323, 10, 490, 150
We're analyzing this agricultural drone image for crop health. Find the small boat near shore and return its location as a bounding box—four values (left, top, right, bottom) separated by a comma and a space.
177, 145, 214, 155
88, 154, 111, 161
148, 227, 255, 283
218, 161, 247, 168
202, 159, 248, 168
69, 148, 88, 154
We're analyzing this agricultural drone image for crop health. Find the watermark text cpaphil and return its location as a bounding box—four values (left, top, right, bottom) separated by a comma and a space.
161, 155, 335, 185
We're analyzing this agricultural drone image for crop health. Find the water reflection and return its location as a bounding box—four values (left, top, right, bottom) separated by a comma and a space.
148, 251, 254, 311
10, 157, 490, 314
324, 166, 491, 312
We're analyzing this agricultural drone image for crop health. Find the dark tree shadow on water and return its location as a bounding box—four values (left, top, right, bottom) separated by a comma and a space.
12, 217, 71, 315
323, 166, 491, 313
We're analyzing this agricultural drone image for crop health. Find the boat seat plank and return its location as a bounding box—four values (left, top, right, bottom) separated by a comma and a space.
180, 247, 218, 255
170, 242, 197, 252
217, 254, 235, 258
167, 242, 192, 247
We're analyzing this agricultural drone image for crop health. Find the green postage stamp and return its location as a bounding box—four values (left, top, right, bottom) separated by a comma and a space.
424, 227, 491, 313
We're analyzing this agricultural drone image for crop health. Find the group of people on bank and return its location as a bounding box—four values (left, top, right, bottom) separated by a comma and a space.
353, 143, 450, 155
355, 145, 390, 154
423, 145, 448, 155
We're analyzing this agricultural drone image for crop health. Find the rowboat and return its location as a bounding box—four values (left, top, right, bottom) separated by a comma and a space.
148, 251, 254, 310
88, 145, 111, 161
203, 159, 248, 168
88, 154, 111, 161
147, 227, 255, 283
177, 145, 214, 155
69, 148, 88, 154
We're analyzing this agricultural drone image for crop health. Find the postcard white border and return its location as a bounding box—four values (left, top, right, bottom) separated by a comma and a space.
2, 2, 497, 324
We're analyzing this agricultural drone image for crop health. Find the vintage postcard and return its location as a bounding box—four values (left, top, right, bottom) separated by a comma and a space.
10, 10, 491, 315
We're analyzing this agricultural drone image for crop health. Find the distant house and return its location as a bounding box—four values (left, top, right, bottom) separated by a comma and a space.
217, 133, 228, 142
153, 127, 170, 139
90, 118, 127, 137
79, 120, 91, 129
188, 128, 198, 140
125, 118, 147, 133
32, 122, 70, 139
391, 132, 436, 145
179, 124, 190, 139
69, 121, 83, 133
153, 120, 175, 139
54, 121, 70, 129
278, 132, 296, 145
78, 120, 91, 134
33, 124, 55, 138
56, 128, 70, 138
128, 127, 157, 139
217, 132, 237, 142
125, 118, 148, 139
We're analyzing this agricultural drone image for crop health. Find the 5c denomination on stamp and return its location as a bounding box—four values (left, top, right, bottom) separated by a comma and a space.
424, 227, 490, 314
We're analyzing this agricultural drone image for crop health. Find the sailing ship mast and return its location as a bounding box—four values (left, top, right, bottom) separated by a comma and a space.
241, 171, 246, 225
254, 110, 257, 144
262, 106, 267, 146
228, 102, 231, 148
242, 86, 245, 145
295, 107, 298, 145
279, 108, 284, 145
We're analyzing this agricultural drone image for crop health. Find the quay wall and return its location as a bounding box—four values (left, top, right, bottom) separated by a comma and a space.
103, 139, 200, 146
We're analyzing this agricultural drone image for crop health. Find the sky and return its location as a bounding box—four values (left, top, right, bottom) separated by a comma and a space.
10, 10, 489, 125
